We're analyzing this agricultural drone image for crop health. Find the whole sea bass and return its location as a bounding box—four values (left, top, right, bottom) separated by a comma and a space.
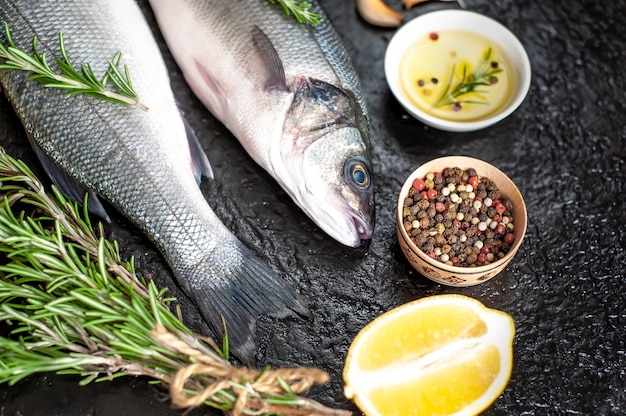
0, 0, 304, 360
148, 0, 375, 247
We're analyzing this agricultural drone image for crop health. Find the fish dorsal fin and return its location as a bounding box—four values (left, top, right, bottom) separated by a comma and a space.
180, 108, 213, 183
29, 137, 111, 222
250, 25, 288, 92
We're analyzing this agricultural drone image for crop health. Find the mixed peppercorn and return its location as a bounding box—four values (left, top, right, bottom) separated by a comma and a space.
402, 166, 515, 267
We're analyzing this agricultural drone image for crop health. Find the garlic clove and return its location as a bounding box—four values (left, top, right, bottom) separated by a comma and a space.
403, 0, 467, 10
356, 0, 403, 28
403, 0, 427, 8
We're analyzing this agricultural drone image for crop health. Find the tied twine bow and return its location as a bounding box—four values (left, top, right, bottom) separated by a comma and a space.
152, 325, 351, 416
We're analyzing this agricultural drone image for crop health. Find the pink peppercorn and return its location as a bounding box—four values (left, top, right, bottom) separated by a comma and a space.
504, 233, 515, 244
426, 188, 437, 200
429, 32, 439, 41
481, 245, 491, 254
426, 251, 436, 259
495, 223, 506, 235
495, 202, 506, 214
451, 256, 460, 265
435, 202, 446, 213
478, 253, 487, 263
452, 220, 462, 228
413, 178, 425, 191
468, 176, 479, 189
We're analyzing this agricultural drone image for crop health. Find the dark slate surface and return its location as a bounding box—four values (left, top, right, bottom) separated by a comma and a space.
1, 0, 625, 414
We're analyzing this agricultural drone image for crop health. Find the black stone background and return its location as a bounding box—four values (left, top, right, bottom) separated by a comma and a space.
1, 0, 625, 414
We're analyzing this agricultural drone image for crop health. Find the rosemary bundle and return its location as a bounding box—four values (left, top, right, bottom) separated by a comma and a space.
0, 148, 349, 416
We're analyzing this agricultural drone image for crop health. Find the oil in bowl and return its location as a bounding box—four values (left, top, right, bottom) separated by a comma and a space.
399, 29, 513, 122
385, 10, 531, 132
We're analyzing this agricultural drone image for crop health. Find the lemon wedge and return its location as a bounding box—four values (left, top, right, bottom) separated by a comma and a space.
343, 294, 515, 416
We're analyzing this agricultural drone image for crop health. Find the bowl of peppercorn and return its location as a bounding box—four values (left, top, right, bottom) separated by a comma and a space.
396, 156, 527, 286
384, 10, 531, 132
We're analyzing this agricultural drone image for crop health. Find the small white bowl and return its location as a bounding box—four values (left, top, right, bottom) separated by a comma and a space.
384, 10, 531, 132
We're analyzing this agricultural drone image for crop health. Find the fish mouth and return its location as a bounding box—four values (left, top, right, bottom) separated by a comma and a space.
332, 211, 373, 248
309, 203, 374, 248
349, 210, 374, 243
286, 172, 375, 247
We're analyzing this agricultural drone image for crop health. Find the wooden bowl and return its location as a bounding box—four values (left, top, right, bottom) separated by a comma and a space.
396, 156, 527, 286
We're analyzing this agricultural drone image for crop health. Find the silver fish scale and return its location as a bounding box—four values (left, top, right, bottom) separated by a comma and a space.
297, 2, 369, 119
0, 0, 302, 358
0, 0, 230, 278
286, 2, 367, 118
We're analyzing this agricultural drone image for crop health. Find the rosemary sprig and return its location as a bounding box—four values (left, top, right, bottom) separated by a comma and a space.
0, 23, 148, 111
0, 147, 348, 416
434, 47, 504, 109
267, 0, 322, 25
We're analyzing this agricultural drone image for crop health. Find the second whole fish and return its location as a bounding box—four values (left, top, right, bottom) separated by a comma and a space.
148, 0, 375, 247
0, 0, 304, 361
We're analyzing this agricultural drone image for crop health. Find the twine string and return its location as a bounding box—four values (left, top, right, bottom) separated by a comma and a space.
151, 325, 339, 415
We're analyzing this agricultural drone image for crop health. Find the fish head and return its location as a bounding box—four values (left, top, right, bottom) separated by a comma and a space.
277, 78, 375, 247
301, 130, 375, 247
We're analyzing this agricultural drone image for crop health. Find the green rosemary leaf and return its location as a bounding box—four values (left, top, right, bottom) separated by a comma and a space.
80, 63, 101, 87
267, 0, 322, 25
106, 53, 137, 98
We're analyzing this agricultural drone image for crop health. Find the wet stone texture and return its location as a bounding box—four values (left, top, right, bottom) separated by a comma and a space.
1, 0, 625, 415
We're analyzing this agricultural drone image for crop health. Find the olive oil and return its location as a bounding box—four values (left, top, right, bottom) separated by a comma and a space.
399, 30, 514, 122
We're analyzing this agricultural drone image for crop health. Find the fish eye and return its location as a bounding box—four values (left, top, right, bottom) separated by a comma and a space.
345, 158, 371, 189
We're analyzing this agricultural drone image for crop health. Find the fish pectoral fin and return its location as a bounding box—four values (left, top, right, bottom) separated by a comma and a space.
250, 25, 289, 92
179, 107, 214, 182
30, 138, 111, 222
184, 243, 307, 364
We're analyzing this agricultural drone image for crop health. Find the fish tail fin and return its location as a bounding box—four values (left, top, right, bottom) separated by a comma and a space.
186, 245, 306, 364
